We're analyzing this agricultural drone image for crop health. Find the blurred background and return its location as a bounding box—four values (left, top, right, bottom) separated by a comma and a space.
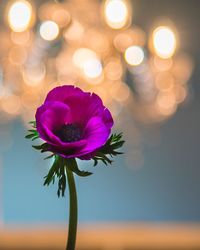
0, 0, 200, 249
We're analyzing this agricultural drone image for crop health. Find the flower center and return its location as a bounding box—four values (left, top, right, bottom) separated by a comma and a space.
57, 124, 81, 143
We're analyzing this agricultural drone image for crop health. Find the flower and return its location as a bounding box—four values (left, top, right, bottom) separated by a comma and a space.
35, 85, 113, 159
26, 85, 124, 250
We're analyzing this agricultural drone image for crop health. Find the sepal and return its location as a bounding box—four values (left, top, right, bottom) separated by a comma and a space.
25, 130, 39, 141
25, 121, 39, 141
92, 133, 125, 166
32, 143, 50, 153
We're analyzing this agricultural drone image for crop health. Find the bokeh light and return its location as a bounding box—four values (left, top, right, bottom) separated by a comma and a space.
72, 48, 103, 80
104, 58, 123, 80
22, 64, 46, 86
110, 81, 130, 102
64, 20, 84, 42
83, 58, 103, 79
21, 90, 40, 109
52, 9, 71, 28
9, 46, 27, 65
156, 91, 177, 116
155, 72, 174, 91
0, 0, 194, 126
104, 0, 129, 29
10, 30, 32, 45
153, 56, 173, 72
8, 0, 33, 32
125, 46, 145, 66
39, 21, 59, 41
1, 95, 21, 115
153, 26, 176, 58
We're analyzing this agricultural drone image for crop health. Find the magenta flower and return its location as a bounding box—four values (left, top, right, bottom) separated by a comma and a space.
35, 85, 113, 159
26, 84, 124, 250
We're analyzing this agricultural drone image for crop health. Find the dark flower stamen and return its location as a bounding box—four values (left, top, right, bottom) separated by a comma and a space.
58, 124, 81, 142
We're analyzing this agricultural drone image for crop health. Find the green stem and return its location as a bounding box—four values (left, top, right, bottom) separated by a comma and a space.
66, 162, 78, 250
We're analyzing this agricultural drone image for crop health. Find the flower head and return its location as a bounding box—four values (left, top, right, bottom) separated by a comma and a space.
35, 85, 113, 159
26, 84, 124, 196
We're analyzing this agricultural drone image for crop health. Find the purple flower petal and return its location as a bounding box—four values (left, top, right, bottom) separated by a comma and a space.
102, 108, 114, 128
36, 101, 70, 142
45, 86, 106, 125
36, 85, 113, 159
79, 116, 111, 154
44, 85, 84, 104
